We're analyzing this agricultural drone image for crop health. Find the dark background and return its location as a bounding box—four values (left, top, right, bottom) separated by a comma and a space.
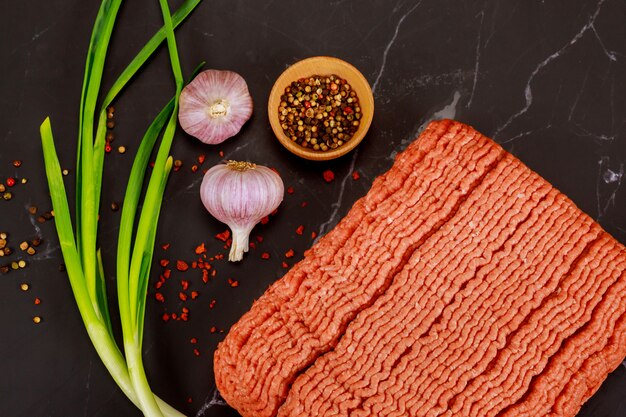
1, 0, 625, 416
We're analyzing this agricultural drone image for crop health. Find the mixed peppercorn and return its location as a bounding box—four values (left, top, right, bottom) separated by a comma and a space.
279, 74, 362, 151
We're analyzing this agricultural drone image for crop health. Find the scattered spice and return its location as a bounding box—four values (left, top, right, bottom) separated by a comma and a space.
3, 192, 12, 201
286, 186, 295, 194
301, 201, 309, 208
295, 225, 304, 235
0, 184, 4, 192
155, 293, 165, 303
18, 260, 26, 268
20, 283, 29, 291
27, 247, 36, 255
19, 241, 29, 251
311, 231, 317, 239
285, 249, 295, 258
279, 74, 362, 151
32, 238, 42, 247
352, 171, 360, 180
227, 278, 239, 287
162, 313, 170, 322
111, 202, 119, 212
32, 316, 42, 324
193, 348, 200, 356
210, 326, 217, 333
281, 261, 289, 269
13, 160, 22, 167
261, 252, 270, 260
195, 243, 206, 255
117, 146, 126, 154
6, 178, 16, 187
209, 299, 216, 309
34, 297, 41, 305
179, 292, 188, 301
215, 230, 230, 242
161, 243, 170, 251
21, 178, 27, 184
62, 169, 69, 176
160, 259, 169, 267
28, 206, 37, 215
323, 170, 335, 183
176, 260, 189, 272
191, 291, 199, 300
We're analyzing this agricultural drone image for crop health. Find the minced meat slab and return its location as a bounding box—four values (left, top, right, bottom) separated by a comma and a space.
213, 119, 626, 417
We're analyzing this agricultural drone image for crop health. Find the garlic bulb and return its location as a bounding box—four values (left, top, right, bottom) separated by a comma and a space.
179, 70, 253, 144
200, 161, 284, 262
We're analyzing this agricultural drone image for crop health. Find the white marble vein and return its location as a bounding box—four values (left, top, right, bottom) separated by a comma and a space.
195, 387, 228, 416
467, 11, 485, 109
493, 0, 607, 139
371, 0, 423, 95
596, 156, 624, 220
315, 149, 359, 242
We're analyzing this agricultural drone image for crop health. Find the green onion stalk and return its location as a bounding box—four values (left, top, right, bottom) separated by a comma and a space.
40, 0, 203, 416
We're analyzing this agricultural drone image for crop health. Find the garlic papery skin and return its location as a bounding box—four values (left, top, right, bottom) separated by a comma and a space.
179, 70, 253, 145
200, 161, 284, 262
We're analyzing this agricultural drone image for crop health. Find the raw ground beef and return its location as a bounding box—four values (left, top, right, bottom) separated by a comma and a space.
214, 119, 626, 417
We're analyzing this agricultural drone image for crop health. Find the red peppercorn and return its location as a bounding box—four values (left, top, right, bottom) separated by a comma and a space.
323, 170, 335, 183
261, 252, 270, 260
162, 313, 170, 322
105, 145, 112, 153
193, 349, 200, 356
160, 259, 169, 267
209, 300, 216, 309
198, 154, 206, 164
352, 171, 360, 180
287, 186, 295, 194
256, 235, 264, 243
301, 201, 309, 208
210, 326, 217, 333
6, 178, 16, 187
190, 337, 197, 344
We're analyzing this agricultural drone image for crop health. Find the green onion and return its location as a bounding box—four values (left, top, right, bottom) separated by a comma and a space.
39, 0, 203, 415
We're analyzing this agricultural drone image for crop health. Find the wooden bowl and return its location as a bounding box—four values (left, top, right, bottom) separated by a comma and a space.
268, 56, 374, 161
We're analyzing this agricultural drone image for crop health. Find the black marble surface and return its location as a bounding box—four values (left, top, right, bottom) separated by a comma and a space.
1, 0, 625, 416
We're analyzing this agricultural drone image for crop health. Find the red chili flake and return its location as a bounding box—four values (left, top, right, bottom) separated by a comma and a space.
311, 232, 317, 239
34, 297, 41, 305
171, 313, 178, 319
301, 201, 309, 208
209, 300, 216, 309
352, 171, 360, 180
179, 292, 188, 301
155, 281, 163, 290
182, 307, 189, 313
191, 164, 198, 173
6, 178, 16, 187
190, 337, 197, 344
162, 313, 170, 322
281, 262, 289, 269
155, 293, 165, 303
191, 261, 197, 269
161, 243, 170, 251
195, 243, 206, 255
287, 186, 295, 194
193, 348, 200, 356
210, 326, 217, 333
211, 270, 217, 277
295, 225, 304, 235
249, 242, 256, 250
187, 397, 193, 404
323, 170, 335, 183
256, 235, 264, 243
163, 269, 171, 279
191, 291, 199, 300
219, 151, 224, 157
198, 154, 206, 164
202, 269, 209, 283
215, 230, 230, 242
159, 259, 169, 267
285, 249, 295, 258
181, 312, 189, 321
176, 260, 189, 271
227, 278, 239, 287
261, 252, 270, 260
260, 216, 269, 225
181, 280, 189, 291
